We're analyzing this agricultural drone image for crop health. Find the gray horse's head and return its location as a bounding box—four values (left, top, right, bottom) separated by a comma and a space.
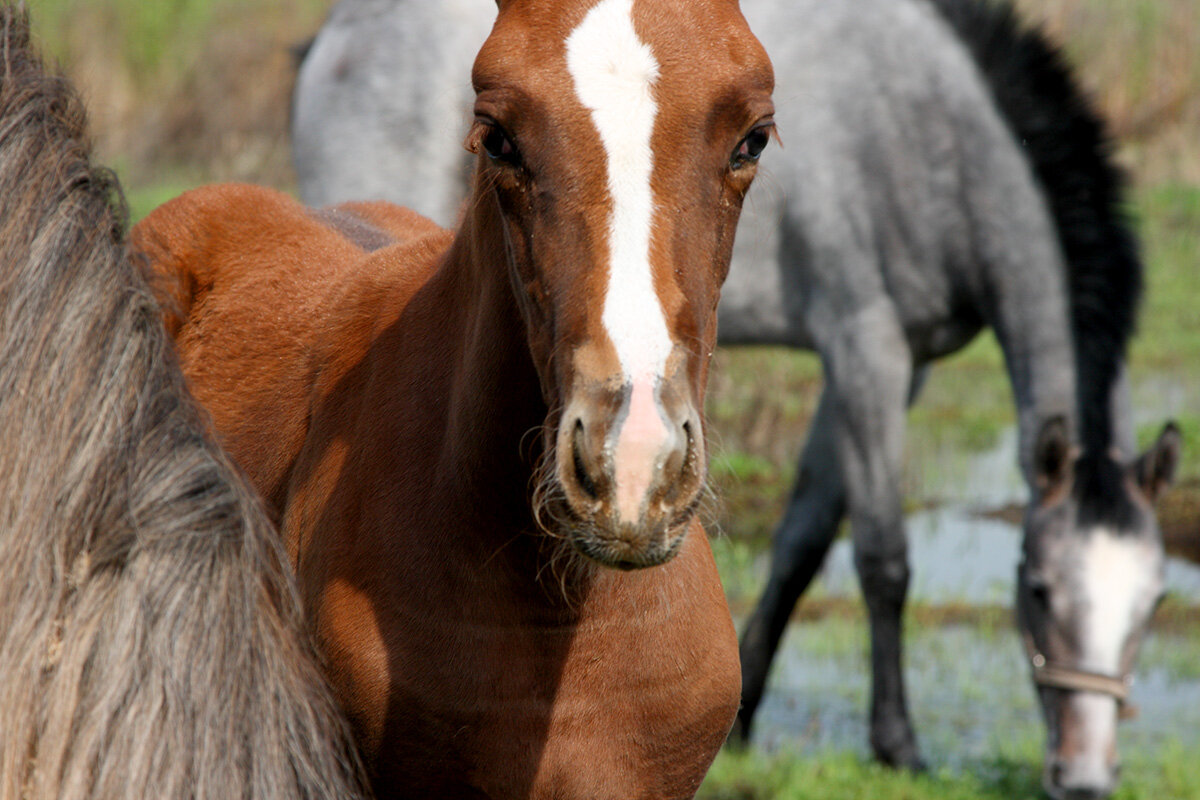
1018, 417, 1179, 800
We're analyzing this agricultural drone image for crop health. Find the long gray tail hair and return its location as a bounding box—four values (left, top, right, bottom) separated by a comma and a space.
0, 7, 369, 798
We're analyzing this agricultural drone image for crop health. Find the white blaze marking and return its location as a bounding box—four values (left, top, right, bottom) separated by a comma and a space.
1063, 693, 1117, 784
567, 0, 672, 522
566, 0, 670, 380
1080, 528, 1154, 674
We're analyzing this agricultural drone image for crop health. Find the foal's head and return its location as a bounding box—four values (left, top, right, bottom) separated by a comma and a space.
467, 0, 773, 569
1018, 418, 1179, 800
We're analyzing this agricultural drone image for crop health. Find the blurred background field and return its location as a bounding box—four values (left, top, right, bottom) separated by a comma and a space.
28, 0, 1200, 797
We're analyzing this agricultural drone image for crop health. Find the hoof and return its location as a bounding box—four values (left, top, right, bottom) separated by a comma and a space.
871, 727, 926, 772
883, 751, 928, 773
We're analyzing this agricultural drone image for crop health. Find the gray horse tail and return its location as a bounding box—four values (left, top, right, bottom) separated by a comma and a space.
0, 7, 368, 797
927, 0, 1142, 456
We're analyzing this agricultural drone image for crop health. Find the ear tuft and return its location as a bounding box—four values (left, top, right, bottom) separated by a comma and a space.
1133, 421, 1181, 502
1034, 415, 1074, 495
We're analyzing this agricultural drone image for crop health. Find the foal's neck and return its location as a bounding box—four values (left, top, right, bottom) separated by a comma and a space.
397, 187, 604, 603
422, 188, 548, 527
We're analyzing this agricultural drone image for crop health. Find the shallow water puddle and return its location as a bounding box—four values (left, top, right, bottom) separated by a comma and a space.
814, 427, 1200, 605
752, 619, 1200, 768
748, 425, 1200, 764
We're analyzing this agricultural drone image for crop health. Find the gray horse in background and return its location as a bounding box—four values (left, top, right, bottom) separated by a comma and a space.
292, 1, 1179, 797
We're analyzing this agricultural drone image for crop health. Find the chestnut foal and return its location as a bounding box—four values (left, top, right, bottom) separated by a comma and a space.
133, 0, 774, 797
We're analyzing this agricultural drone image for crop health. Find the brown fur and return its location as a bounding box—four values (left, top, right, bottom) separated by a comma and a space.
0, 8, 369, 798
134, 177, 741, 800
131, 1, 774, 797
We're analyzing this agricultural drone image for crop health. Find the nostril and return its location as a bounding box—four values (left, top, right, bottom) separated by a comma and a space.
678, 420, 694, 475
658, 418, 700, 509
681, 418, 702, 480
572, 419, 599, 500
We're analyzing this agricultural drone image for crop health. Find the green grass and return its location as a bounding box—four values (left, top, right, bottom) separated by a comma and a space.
123, 174, 203, 223
31, 0, 333, 192
34, 0, 329, 82
700, 748, 1043, 800
36, 0, 218, 79
699, 742, 1200, 800
1141, 627, 1200, 682
1129, 183, 1200, 372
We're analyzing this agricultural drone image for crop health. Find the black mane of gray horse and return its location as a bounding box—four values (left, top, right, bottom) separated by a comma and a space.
929, 0, 1140, 456
291, 1, 1178, 797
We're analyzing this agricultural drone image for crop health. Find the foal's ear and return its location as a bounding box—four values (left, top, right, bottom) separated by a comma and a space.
1132, 421, 1181, 502
1034, 416, 1075, 495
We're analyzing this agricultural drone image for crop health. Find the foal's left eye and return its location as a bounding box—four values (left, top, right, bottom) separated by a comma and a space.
731, 126, 771, 170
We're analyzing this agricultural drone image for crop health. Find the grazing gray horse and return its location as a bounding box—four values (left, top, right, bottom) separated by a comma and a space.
292, 0, 1178, 796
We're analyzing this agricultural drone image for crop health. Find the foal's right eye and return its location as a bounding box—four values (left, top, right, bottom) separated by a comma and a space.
482, 125, 519, 165
731, 124, 771, 170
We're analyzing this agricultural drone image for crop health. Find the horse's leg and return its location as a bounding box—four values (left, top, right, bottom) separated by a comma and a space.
824, 304, 923, 770
735, 363, 929, 744
736, 386, 847, 741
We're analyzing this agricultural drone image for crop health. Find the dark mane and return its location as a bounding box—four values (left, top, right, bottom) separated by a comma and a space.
1073, 453, 1143, 531
0, 7, 367, 797
925, 0, 1142, 455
